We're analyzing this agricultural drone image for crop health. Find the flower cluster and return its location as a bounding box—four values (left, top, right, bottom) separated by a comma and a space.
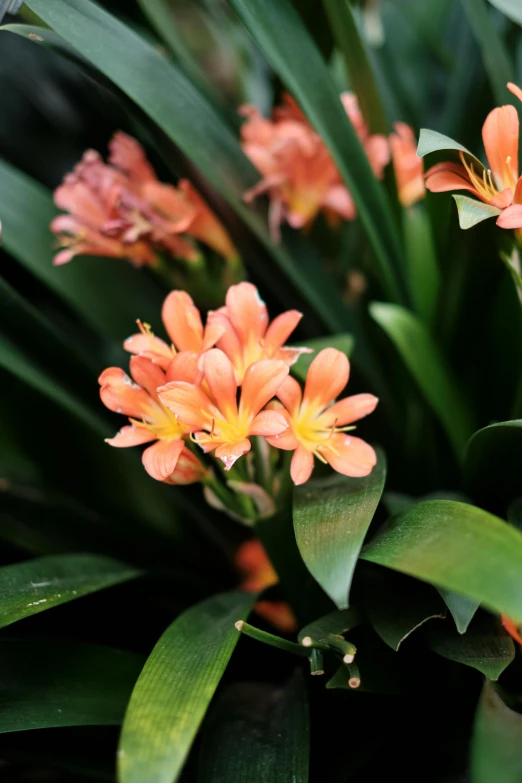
425, 81, 522, 231
99, 282, 378, 488
51, 131, 236, 267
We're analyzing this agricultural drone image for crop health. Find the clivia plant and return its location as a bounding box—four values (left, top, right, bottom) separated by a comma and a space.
1, 0, 522, 781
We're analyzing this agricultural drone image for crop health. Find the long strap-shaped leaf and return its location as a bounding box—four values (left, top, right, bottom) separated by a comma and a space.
228, 0, 405, 303
118, 591, 255, 783
471, 681, 522, 783
362, 500, 522, 624
0, 554, 140, 629
199, 673, 309, 782
0, 640, 145, 732
370, 302, 473, 460
293, 448, 386, 609
461, 0, 514, 106
21, 0, 343, 332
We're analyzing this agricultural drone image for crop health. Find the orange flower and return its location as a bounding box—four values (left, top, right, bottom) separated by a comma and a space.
52, 131, 236, 266
235, 539, 297, 633
158, 348, 289, 470
390, 122, 425, 207
208, 282, 307, 382
501, 615, 522, 646
268, 348, 378, 485
425, 82, 522, 229
240, 92, 389, 237
124, 290, 225, 370
99, 354, 207, 483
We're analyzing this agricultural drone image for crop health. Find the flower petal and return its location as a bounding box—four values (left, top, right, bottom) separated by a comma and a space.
323, 434, 377, 478
162, 290, 204, 352
425, 163, 479, 195
123, 331, 173, 368
489, 188, 513, 209
105, 424, 155, 448
165, 351, 202, 384
240, 360, 289, 419
129, 356, 166, 398
322, 393, 379, 427
508, 82, 522, 103
496, 204, 522, 229
276, 375, 302, 414
225, 282, 268, 345
303, 348, 349, 410
108, 131, 157, 183
201, 349, 238, 417
158, 381, 215, 428
264, 310, 302, 354
482, 105, 519, 190
99, 367, 155, 419
290, 446, 315, 485
250, 410, 289, 436
142, 438, 184, 481
214, 439, 251, 471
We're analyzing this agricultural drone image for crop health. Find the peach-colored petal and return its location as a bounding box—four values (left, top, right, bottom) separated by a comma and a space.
165, 351, 202, 384
514, 176, 522, 204
105, 424, 156, 448
290, 446, 315, 485
108, 131, 157, 183
508, 82, 522, 103
142, 438, 184, 481
390, 122, 425, 207
323, 434, 376, 478
501, 615, 522, 646
264, 310, 302, 354
489, 188, 513, 209
482, 105, 519, 190
99, 367, 154, 418
321, 185, 357, 220
162, 290, 204, 352
201, 319, 226, 353
250, 409, 289, 436
365, 135, 390, 179
158, 381, 216, 428
496, 204, 522, 229
165, 446, 208, 484
214, 439, 251, 470
178, 180, 237, 261
124, 331, 173, 367
240, 360, 289, 419
267, 426, 300, 451
322, 393, 379, 427
303, 348, 349, 409
141, 181, 197, 233
425, 164, 479, 196
201, 349, 238, 417
276, 375, 303, 414
208, 311, 242, 369
225, 282, 268, 345
129, 355, 166, 398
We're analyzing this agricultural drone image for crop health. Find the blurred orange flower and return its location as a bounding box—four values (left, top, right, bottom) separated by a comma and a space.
390, 122, 425, 207
502, 615, 522, 646
235, 539, 297, 633
268, 348, 378, 485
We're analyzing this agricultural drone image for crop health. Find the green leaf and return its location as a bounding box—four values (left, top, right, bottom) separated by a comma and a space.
0, 157, 164, 343
364, 570, 446, 651
291, 333, 355, 382
465, 420, 522, 510
362, 500, 522, 624
199, 673, 309, 782
369, 302, 473, 459
119, 591, 255, 783
471, 681, 522, 783
293, 449, 386, 609
487, 0, 522, 26
462, 0, 514, 106
298, 607, 361, 643
322, 0, 388, 134
21, 0, 343, 332
426, 615, 515, 680
453, 195, 502, 229
403, 204, 440, 326
437, 589, 479, 634
0, 554, 140, 629
0, 640, 144, 732
227, 0, 406, 304
417, 128, 481, 168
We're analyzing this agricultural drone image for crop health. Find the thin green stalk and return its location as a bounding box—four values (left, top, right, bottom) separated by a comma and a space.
235, 621, 309, 657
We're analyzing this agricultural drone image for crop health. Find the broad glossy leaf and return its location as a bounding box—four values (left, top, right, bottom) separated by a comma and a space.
0, 158, 164, 343
291, 333, 355, 382
0, 554, 140, 629
228, 0, 405, 304
370, 302, 473, 459
22, 0, 342, 332
403, 205, 439, 327
453, 195, 502, 229
462, 0, 514, 105
417, 128, 482, 169
488, 0, 522, 25
293, 449, 386, 609
471, 681, 522, 783
464, 420, 522, 510
322, 0, 388, 134
119, 591, 255, 783
426, 615, 514, 680
0, 640, 144, 732
364, 570, 445, 650
199, 673, 309, 782
437, 589, 479, 634
362, 500, 522, 624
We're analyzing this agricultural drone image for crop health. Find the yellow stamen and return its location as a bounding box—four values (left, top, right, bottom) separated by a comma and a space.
459, 152, 498, 201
